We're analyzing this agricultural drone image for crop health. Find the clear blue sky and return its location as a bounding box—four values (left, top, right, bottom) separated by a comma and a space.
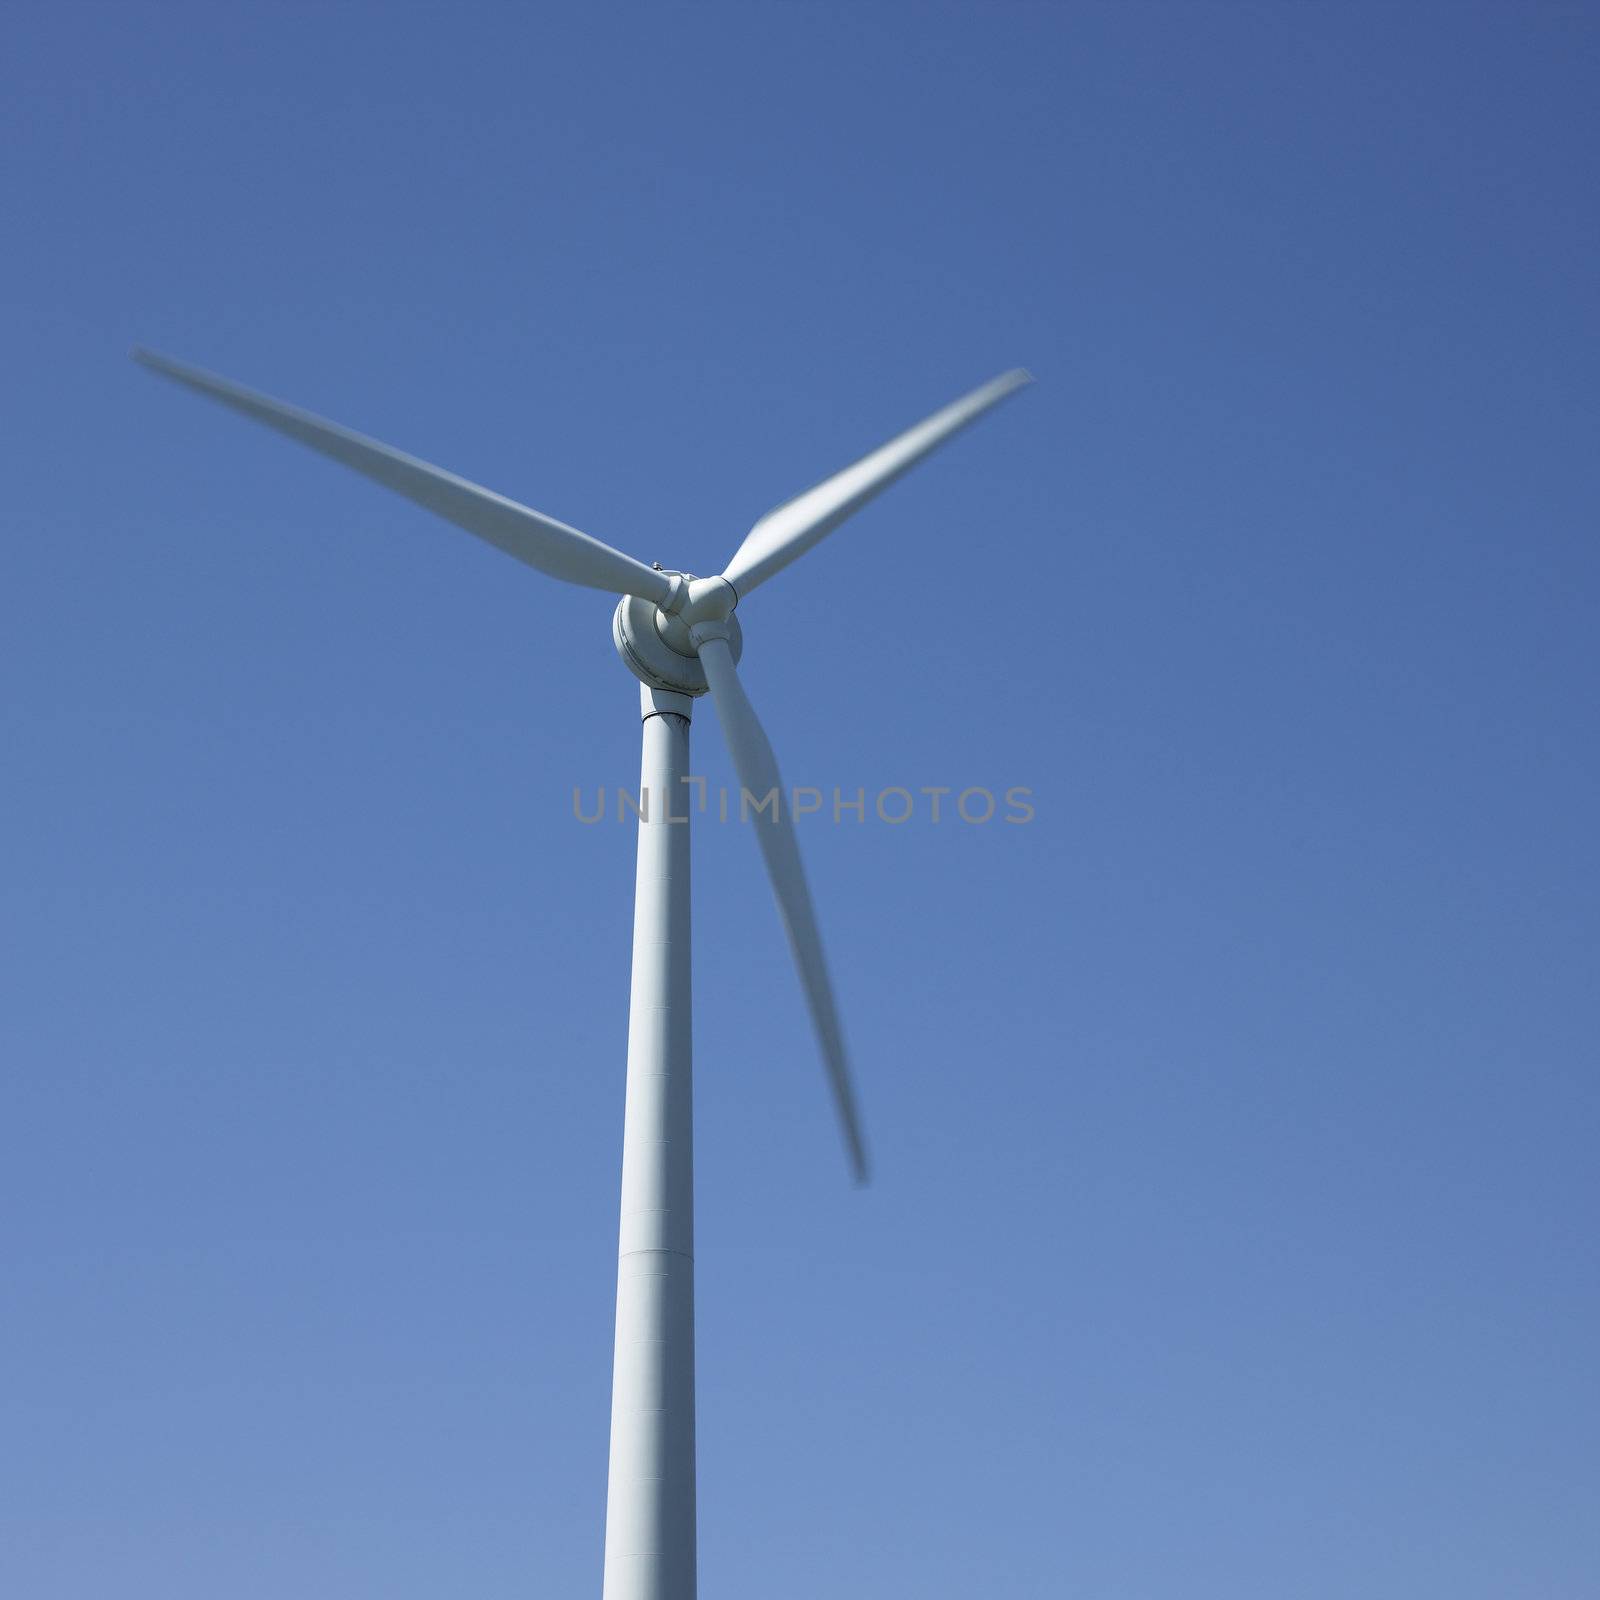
4, 3, 1596, 1596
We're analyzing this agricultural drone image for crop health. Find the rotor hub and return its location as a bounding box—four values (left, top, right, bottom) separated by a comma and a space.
613, 570, 743, 696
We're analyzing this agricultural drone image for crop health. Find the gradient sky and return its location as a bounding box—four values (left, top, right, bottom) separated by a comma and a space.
4, 4, 1597, 1597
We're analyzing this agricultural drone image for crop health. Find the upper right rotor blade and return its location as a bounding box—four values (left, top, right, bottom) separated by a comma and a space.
133, 349, 673, 605
721, 368, 1033, 598
696, 632, 869, 1183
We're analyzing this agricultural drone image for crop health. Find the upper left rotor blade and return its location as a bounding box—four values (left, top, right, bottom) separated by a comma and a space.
132, 349, 672, 604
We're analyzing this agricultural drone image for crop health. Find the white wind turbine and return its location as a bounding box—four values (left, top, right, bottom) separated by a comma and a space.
133, 347, 1031, 1599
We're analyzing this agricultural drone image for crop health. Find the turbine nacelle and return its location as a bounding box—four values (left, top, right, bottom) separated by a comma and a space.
613, 570, 744, 696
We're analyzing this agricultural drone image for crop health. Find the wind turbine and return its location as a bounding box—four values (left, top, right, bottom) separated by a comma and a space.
132, 347, 1032, 1599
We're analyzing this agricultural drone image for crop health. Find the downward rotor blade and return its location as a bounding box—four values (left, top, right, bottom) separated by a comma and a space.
697, 634, 869, 1182
721, 368, 1033, 598
132, 349, 672, 604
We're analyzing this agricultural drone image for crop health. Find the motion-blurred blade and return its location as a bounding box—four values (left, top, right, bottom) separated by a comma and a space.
133, 349, 672, 604
721, 368, 1033, 598
696, 633, 869, 1182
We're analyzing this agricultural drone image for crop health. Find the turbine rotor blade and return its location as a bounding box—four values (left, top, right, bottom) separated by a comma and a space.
721, 367, 1033, 598
132, 349, 672, 604
696, 633, 869, 1183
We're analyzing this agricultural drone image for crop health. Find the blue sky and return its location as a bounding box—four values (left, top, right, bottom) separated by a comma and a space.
4, 3, 1597, 1596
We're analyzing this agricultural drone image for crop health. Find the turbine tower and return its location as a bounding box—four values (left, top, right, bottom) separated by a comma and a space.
133, 348, 1031, 1598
